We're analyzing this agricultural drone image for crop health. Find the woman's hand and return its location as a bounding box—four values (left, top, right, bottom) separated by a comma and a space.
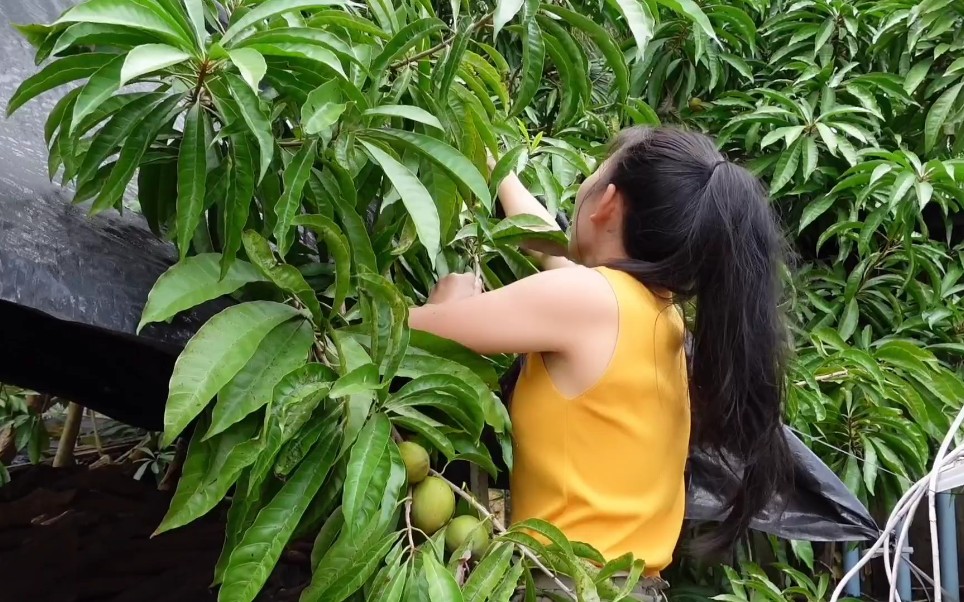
426, 272, 483, 304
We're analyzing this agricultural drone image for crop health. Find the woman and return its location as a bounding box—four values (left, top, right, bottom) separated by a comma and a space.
409, 126, 792, 599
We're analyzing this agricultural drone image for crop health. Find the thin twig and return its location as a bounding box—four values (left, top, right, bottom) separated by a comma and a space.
793, 369, 849, 387
88, 408, 103, 456
430, 469, 576, 600
404, 492, 418, 554
391, 12, 494, 70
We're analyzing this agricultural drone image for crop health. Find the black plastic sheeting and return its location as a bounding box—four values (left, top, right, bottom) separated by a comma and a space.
0, 0, 878, 542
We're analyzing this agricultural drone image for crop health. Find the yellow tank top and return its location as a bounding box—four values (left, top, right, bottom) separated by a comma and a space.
509, 267, 690, 574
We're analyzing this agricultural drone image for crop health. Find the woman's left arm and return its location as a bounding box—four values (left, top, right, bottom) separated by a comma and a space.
409, 268, 614, 356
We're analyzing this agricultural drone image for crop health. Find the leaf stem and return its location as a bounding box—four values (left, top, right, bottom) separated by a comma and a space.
391, 12, 494, 70
429, 469, 576, 600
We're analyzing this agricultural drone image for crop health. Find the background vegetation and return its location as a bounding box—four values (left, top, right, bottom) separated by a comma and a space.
7, 0, 964, 599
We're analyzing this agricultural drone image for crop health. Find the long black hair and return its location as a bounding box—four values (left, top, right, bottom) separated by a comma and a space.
501, 126, 793, 553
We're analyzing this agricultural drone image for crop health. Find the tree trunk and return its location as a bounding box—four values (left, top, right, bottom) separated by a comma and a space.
53, 402, 84, 467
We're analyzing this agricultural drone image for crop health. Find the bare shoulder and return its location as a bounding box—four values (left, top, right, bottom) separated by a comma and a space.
513, 266, 618, 318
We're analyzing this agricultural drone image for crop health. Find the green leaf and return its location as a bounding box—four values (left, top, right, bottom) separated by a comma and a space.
656, 0, 717, 42
493, 0, 525, 39
436, 28, 471, 105
155, 414, 261, 533
218, 424, 341, 602
489, 561, 525, 601
364, 105, 443, 130
76, 92, 169, 187
121, 43, 192, 85
302, 80, 348, 136
302, 524, 400, 602
330, 364, 381, 398
225, 73, 275, 181
815, 122, 838, 154
91, 93, 185, 215
542, 5, 629, 101
509, 518, 574, 557
221, 0, 359, 46
228, 48, 268, 92
838, 298, 859, 341
176, 101, 207, 261
904, 58, 933, 94
342, 414, 406, 535
423, 550, 465, 602
362, 129, 492, 211
293, 214, 352, 316
369, 18, 446, 75
611, 0, 655, 60
463, 543, 516, 602
70, 53, 126, 133
801, 136, 818, 180
770, 141, 801, 194
222, 133, 258, 276
185, 0, 206, 45
925, 82, 963, 152
6, 52, 116, 117
359, 140, 441, 266
357, 273, 411, 379
207, 318, 314, 438
138, 254, 267, 332
511, 17, 545, 117
53, 0, 190, 48
274, 139, 318, 256
162, 301, 301, 446
243, 230, 323, 322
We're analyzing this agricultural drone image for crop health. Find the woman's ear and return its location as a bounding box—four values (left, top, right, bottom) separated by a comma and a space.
589, 183, 620, 224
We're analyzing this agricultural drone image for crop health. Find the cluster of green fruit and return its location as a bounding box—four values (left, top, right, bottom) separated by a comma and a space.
399, 441, 492, 558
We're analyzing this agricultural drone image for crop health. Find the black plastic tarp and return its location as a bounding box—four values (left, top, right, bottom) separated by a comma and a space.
0, 0, 878, 542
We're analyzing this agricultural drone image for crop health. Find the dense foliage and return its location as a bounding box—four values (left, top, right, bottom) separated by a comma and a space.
8, 0, 964, 599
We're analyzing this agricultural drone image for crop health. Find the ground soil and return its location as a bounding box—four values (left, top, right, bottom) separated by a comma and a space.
0, 464, 314, 602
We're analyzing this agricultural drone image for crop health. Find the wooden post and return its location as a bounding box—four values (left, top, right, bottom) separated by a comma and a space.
468, 464, 490, 513
53, 402, 84, 467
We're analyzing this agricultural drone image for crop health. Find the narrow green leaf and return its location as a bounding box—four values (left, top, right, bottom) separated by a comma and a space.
273, 139, 318, 255
489, 560, 525, 601
363, 129, 491, 211
801, 136, 818, 180
138, 254, 266, 332
70, 53, 126, 133
302, 526, 400, 602
511, 17, 545, 117
207, 318, 314, 438
6, 52, 115, 117
301, 81, 347, 136
225, 73, 275, 181
156, 414, 261, 533
436, 28, 471, 105
656, 0, 717, 42
543, 5, 629, 101
330, 364, 381, 398
53, 0, 189, 48
463, 543, 516, 602
121, 43, 191, 84
228, 48, 268, 92
342, 413, 405, 534
91, 93, 185, 215
838, 298, 859, 341
611, 0, 655, 60
364, 105, 443, 130
185, 0, 206, 45
770, 141, 801, 194
76, 92, 170, 188
162, 301, 301, 446
243, 230, 323, 322
357, 273, 411, 379
369, 18, 445, 75
218, 424, 342, 602
493, 0, 525, 39
359, 140, 441, 265
815, 122, 838, 154
924, 82, 963, 152
222, 133, 258, 276
423, 550, 465, 602
176, 101, 208, 260
221, 0, 359, 46
292, 214, 352, 316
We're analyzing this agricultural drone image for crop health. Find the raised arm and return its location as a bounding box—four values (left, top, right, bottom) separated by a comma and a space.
490, 155, 575, 270
408, 268, 612, 355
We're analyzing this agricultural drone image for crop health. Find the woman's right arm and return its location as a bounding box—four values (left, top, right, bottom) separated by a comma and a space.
490, 157, 575, 270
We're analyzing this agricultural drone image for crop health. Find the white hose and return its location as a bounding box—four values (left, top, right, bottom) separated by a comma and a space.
829, 408, 964, 602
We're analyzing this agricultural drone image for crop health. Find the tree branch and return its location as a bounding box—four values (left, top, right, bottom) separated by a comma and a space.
391, 13, 494, 70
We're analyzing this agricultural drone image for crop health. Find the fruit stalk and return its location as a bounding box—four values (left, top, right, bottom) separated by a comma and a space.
429, 469, 575, 600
